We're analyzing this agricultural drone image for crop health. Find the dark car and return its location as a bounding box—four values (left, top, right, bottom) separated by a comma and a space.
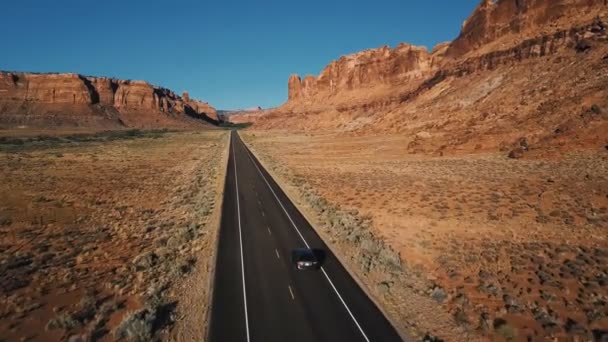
291, 248, 319, 270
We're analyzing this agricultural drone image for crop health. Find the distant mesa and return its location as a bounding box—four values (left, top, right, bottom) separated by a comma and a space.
0, 72, 218, 129
218, 106, 265, 123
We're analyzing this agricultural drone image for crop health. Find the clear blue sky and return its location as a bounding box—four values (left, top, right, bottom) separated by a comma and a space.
1, 0, 480, 110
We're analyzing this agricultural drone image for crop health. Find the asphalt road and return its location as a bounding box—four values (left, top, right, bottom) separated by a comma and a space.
208, 131, 403, 342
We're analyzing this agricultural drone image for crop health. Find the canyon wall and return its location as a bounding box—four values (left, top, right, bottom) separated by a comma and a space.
284, 0, 607, 105
0, 72, 217, 128
447, 0, 607, 57
287, 43, 444, 101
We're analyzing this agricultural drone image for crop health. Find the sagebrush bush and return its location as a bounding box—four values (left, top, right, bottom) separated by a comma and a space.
46, 313, 81, 331
114, 308, 156, 341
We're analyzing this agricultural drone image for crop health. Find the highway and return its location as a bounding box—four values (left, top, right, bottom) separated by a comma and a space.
208, 131, 403, 342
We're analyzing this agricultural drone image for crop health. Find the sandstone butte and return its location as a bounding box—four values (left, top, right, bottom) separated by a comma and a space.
0, 72, 218, 129
235, 0, 608, 153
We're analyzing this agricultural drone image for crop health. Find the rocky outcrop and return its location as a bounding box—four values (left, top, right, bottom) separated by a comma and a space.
451, 19, 607, 75
187, 99, 219, 122
288, 43, 442, 100
0, 72, 217, 128
447, 0, 607, 58
0, 73, 92, 104
283, 0, 607, 106
392, 18, 608, 107
288, 75, 302, 101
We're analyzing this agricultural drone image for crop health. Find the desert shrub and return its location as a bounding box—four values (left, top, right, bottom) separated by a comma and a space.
46, 313, 81, 331
198, 202, 212, 216
132, 251, 158, 271
115, 282, 176, 340
180, 224, 199, 242
114, 308, 155, 341
493, 318, 516, 340
74, 294, 97, 323
99, 300, 119, 317
173, 256, 197, 276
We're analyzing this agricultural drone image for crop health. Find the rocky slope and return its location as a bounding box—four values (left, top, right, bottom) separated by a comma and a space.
235, 0, 608, 154
0, 72, 217, 129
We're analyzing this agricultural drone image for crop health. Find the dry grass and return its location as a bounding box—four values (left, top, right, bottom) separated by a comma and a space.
0, 129, 229, 341
241, 131, 608, 341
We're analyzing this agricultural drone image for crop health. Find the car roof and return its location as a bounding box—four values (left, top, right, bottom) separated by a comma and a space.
293, 248, 313, 254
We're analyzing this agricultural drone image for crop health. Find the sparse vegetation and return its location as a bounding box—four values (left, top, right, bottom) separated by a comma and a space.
0, 129, 172, 151
0, 130, 228, 340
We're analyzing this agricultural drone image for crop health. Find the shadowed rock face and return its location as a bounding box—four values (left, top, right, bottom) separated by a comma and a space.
0, 72, 217, 128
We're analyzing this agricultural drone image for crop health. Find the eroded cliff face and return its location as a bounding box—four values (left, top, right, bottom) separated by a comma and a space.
288, 43, 443, 101
0, 73, 91, 104
283, 0, 607, 106
0, 72, 217, 128
447, 0, 607, 57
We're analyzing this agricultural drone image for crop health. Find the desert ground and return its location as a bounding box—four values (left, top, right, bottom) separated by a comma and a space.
0, 129, 229, 341
241, 131, 608, 341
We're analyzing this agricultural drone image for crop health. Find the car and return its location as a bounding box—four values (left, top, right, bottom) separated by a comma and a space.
291, 248, 320, 270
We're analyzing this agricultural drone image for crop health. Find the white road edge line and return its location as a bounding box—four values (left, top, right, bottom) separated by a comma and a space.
233, 134, 251, 342
240, 136, 371, 342
288, 285, 295, 300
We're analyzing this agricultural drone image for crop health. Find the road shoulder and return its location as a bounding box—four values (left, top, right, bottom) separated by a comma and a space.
169, 130, 231, 342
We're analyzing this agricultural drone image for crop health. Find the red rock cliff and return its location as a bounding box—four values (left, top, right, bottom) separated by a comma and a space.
447, 0, 607, 58
285, 0, 606, 104
288, 43, 442, 101
0, 73, 92, 104
0, 72, 217, 128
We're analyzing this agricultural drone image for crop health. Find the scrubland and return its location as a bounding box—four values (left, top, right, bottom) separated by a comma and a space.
241, 131, 608, 341
0, 129, 228, 341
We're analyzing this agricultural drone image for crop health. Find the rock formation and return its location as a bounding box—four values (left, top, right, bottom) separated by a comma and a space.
447, 0, 607, 57
287, 43, 442, 101
283, 0, 607, 105
0, 72, 217, 128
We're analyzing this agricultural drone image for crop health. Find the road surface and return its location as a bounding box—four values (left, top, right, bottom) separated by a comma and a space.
208, 131, 403, 342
